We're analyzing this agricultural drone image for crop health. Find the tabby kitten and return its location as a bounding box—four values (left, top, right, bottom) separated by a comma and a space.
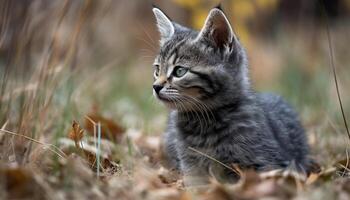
152, 6, 311, 184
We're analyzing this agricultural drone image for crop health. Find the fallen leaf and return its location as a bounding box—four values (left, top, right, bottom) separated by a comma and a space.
201, 183, 237, 200
308, 158, 322, 174
58, 137, 120, 176
85, 113, 125, 142
0, 167, 45, 199
68, 120, 84, 147
148, 188, 183, 200
306, 173, 320, 185
335, 158, 350, 176
157, 167, 181, 185
82, 149, 120, 176
135, 135, 161, 164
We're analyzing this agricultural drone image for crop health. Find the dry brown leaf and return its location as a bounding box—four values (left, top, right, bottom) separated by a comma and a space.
240, 170, 262, 190
201, 183, 238, 200
68, 120, 84, 147
82, 149, 120, 175
85, 113, 125, 142
58, 137, 120, 176
306, 173, 320, 185
335, 158, 350, 174
157, 167, 181, 185
0, 167, 45, 199
308, 158, 322, 174
136, 135, 161, 164
304, 167, 337, 185
244, 179, 293, 199
148, 188, 183, 200
179, 192, 192, 200
220, 169, 300, 199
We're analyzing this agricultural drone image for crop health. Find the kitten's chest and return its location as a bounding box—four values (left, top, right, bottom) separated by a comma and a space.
173, 117, 240, 175
176, 117, 228, 147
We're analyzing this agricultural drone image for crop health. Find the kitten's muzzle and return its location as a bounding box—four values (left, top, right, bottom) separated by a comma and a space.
153, 84, 163, 94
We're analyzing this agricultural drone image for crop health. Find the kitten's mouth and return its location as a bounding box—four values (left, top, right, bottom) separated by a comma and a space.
157, 95, 172, 102
154, 89, 201, 110
157, 95, 177, 109
154, 89, 178, 102
154, 91, 178, 108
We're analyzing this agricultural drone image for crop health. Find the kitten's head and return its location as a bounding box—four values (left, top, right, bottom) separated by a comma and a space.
152, 7, 249, 111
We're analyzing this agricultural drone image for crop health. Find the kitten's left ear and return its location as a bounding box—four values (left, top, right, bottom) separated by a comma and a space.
196, 8, 235, 51
152, 7, 175, 45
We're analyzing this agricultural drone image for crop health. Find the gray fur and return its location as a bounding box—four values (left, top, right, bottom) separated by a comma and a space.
152, 7, 311, 184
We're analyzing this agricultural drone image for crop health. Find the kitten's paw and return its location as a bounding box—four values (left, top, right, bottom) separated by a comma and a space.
209, 164, 241, 184
183, 174, 210, 187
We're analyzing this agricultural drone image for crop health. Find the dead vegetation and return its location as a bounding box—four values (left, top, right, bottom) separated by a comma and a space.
1, 118, 350, 199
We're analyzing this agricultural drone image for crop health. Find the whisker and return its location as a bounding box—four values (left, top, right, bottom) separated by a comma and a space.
182, 95, 211, 127
164, 92, 191, 122
163, 89, 220, 134
168, 93, 205, 134
183, 97, 208, 133
170, 92, 213, 127
183, 94, 216, 124
170, 96, 190, 122
178, 97, 204, 134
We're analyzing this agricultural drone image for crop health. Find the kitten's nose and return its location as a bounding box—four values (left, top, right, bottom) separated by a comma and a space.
153, 84, 163, 94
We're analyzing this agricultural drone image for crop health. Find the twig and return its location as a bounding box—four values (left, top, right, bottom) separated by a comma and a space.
1, 120, 8, 130
188, 146, 240, 175
338, 163, 350, 176
319, 0, 350, 142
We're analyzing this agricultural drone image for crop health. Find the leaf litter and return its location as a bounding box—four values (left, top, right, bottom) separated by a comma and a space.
1, 113, 350, 199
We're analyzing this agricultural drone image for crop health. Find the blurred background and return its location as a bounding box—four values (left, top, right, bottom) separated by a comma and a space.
1, 0, 350, 166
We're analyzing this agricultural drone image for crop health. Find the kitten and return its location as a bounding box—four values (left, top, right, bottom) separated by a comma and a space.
151, 6, 311, 184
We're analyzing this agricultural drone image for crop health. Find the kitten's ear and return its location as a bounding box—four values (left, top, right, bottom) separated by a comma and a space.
196, 8, 235, 51
152, 7, 175, 45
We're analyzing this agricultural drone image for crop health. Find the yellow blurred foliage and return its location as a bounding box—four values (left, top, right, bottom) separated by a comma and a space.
172, 0, 281, 46
172, 0, 200, 8
346, 0, 350, 9
256, 0, 279, 10
230, 1, 256, 45
233, 22, 250, 46
192, 8, 208, 30
231, 0, 255, 20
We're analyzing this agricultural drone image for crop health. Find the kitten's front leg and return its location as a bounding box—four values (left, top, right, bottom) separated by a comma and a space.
162, 130, 180, 170
182, 168, 210, 187
180, 156, 211, 186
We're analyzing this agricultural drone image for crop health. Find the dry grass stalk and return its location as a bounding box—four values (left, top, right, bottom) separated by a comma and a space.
0, 128, 66, 159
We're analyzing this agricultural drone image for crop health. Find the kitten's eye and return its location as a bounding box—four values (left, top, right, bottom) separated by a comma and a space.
173, 66, 188, 78
154, 65, 160, 77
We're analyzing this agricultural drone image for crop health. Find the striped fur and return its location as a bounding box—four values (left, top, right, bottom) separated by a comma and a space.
152, 7, 311, 184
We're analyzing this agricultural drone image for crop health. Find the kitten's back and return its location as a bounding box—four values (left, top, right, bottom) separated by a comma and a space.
257, 93, 309, 171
